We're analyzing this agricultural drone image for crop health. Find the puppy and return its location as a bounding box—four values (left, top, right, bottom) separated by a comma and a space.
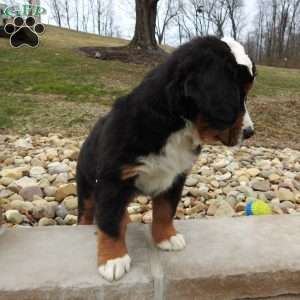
76, 36, 256, 281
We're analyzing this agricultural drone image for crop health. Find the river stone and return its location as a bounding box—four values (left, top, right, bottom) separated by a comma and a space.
269, 174, 281, 183
277, 188, 295, 202
55, 183, 76, 201
55, 204, 68, 219
46, 149, 58, 160
63, 196, 78, 210
246, 168, 260, 177
185, 176, 199, 187
0, 167, 25, 179
30, 166, 46, 179
215, 201, 235, 217
4, 210, 24, 224
55, 217, 65, 225
9, 200, 34, 213
44, 186, 57, 197
215, 172, 232, 181
213, 159, 229, 169
0, 189, 13, 198
63, 149, 79, 161
185, 202, 206, 215
31, 158, 44, 167
251, 180, 270, 192
53, 173, 69, 185
0, 177, 14, 186
280, 201, 295, 211
38, 217, 56, 226
64, 214, 77, 225
14, 137, 33, 149
130, 214, 143, 223
48, 162, 70, 175
15, 176, 37, 189
19, 186, 43, 201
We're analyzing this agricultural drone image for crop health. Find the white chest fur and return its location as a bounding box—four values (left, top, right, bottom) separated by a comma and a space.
134, 123, 200, 196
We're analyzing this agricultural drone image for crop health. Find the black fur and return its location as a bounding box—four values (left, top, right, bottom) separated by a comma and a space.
76, 36, 255, 238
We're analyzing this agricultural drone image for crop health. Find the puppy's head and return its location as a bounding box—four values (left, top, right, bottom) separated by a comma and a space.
169, 36, 256, 147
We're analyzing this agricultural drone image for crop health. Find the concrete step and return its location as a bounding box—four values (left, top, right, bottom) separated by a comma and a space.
1, 216, 300, 300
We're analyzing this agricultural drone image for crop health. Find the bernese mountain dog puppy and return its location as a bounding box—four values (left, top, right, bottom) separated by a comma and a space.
76, 36, 256, 281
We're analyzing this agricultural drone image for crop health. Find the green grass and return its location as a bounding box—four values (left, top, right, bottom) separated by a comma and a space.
251, 65, 300, 97
0, 26, 299, 148
0, 25, 150, 131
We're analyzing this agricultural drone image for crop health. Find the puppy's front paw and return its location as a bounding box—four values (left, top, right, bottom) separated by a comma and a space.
98, 254, 131, 281
156, 233, 186, 251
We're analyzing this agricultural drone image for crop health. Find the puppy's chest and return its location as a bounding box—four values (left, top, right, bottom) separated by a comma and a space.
134, 125, 201, 196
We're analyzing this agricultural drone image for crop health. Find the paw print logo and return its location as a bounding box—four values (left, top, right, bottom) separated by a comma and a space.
4, 16, 45, 48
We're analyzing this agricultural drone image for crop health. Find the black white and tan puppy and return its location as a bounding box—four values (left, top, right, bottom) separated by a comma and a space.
76, 36, 256, 281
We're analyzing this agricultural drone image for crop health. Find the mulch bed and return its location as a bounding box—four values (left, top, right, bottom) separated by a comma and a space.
77, 46, 169, 65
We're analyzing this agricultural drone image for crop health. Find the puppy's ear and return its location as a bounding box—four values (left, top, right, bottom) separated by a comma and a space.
184, 70, 241, 130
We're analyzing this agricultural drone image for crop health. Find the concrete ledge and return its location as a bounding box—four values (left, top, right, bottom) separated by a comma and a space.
1, 216, 300, 300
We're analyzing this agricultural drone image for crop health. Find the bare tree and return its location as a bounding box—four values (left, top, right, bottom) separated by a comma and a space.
96, 0, 103, 35
89, 0, 96, 33
74, 0, 80, 31
249, 0, 300, 67
64, 0, 71, 29
178, 0, 227, 38
156, 0, 180, 44
209, 0, 228, 38
49, 0, 62, 27
285, 0, 300, 55
129, 0, 160, 50
224, 0, 244, 40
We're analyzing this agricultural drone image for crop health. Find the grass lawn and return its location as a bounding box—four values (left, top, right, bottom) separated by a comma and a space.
0, 25, 299, 149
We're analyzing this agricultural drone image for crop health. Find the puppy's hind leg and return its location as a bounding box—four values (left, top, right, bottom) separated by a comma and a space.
77, 170, 95, 225
95, 180, 134, 281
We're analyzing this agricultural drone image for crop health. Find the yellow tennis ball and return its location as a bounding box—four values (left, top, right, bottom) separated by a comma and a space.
251, 200, 272, 215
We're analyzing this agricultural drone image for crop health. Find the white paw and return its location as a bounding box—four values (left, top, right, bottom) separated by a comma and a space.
98, 254, 131, 281
157, 233, 186, 251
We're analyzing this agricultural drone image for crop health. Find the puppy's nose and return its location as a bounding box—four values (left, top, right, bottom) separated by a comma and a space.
243, 127, 255, 139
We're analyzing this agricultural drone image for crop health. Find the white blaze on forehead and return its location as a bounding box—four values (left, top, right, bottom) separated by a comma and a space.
221, 37, 253, 76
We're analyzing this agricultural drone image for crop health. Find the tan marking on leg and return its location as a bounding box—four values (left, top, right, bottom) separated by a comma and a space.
121, 165, 139, 180
97, 211, 130, 266
152, 197, 176, 244
78, 197, 95, 225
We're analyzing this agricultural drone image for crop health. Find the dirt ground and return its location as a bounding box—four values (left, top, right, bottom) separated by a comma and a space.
78, 46, 169, 65
245, 95, 300, 150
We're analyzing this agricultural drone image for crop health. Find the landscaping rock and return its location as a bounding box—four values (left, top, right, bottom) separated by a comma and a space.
48, 162, 70, 175
252, 180, 270, 192
55, 183, 76, 202
29, 166, 46, 179
4, 210, 23, 224
64, 214, 77, 225
215, 201, 235, 217
19, 186, 43, 201
1, 135, 300, 226
38, 217, 56, 226
15, 176, 37, 190
277, 188, 295, 202
55, 204, 68, 219
63, 196, 78, 211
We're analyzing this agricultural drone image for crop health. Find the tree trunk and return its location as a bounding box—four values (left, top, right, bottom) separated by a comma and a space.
129, 0, 159, 50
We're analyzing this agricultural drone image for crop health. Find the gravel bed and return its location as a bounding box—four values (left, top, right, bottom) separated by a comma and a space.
0, 134, 299, 227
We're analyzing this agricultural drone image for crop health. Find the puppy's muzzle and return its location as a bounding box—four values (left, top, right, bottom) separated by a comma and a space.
243, 126, 255, 139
